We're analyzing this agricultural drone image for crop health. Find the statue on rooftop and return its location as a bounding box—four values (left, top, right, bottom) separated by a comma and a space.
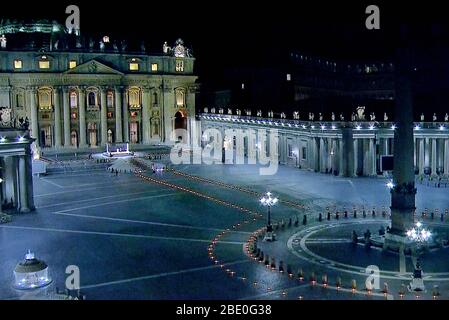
445, 113, 448, 122
356, 106, 366, 121
420, 113, 425, 121
331, 112, 335, 121
384, 112, 388, 121
163, 41, 171, 55
433, 113, 437, 122
0, 34, 6, 49
340, 113, 344, 121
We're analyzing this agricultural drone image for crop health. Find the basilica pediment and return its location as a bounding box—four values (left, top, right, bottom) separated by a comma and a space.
64, 60, 124, 75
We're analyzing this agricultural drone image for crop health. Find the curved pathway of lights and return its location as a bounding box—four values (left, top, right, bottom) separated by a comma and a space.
131, 159, 449, 299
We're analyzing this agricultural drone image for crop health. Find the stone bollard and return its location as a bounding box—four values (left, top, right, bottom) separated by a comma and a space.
344, 210, 348, 219
335, 211, 339, 220
353, 208, 357, 218
259, 251, 264, 262
336, 277, 342, 289
297, 268, 304, 281
279, 260, 284, 273
318, 213, 322, 222
351, 279, 357, 292
399, 284, 406, 298
310, 272, 316, 284
287, 264, 293, 276
433, 285, 440, 298
327, 212, 331, 221
270, 258, 276, 270
382, 282, 388, 294
264, 254, 270, 266
302, 215, 307, 225
288, 218, 292, 227
294, 216, 299, 227
322, 274, 328, 287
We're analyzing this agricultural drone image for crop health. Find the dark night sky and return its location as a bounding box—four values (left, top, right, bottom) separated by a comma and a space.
2, 1, 449, 85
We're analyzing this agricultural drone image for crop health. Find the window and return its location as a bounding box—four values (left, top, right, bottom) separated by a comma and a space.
39, 60, 50, 69
129, 62, 139, 71
107, 91, 114, 108
175, 60, 184, 72
70, 92, 78, 108
151, 63, 158, 72
69, 60, 77, 69
286, 74, 291, 81
175, 88, 185, 107
14, 60, 22, 69
88, 92, 97, 106
128, 87, 141, 107
71, 112, 77, 119
153, 92, 158, 105
107, 112, 114, 119
38, 87, 52, 108
302, 147, 307, 160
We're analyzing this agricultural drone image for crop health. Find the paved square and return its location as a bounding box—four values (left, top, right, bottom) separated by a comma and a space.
1, 157, 449, 300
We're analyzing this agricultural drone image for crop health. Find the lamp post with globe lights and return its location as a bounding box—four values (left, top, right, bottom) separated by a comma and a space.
260, 192, 278, 242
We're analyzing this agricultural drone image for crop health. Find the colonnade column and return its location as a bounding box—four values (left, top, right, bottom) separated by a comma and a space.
369, 138, 376, 176
418, 138, 425, 174
78, 88, 87, 148
319, 137, 326, 173
63, 87, 71, 147
100, 87, 108, 146
53, 87, 62, 148
353, 139, 359, 176
444, 139, 449, 175
424, 138, 430, 171
431, 138, 437, 175
340, 127, 354, 177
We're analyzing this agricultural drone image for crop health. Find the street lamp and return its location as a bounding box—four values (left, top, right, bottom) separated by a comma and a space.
260, 192, 278, 241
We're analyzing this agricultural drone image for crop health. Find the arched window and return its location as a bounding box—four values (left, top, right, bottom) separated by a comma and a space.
175, 88, 185, 107
128, 87, 141, 108
38, 87, 52, 108
107, 91, 114, 108
70, 91, 78, 108
14, 89, 25, 109
153, 92, 158, 105
88, 92, 96, 107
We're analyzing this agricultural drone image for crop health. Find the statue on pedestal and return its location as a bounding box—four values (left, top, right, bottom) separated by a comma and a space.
421, 113, 425, 121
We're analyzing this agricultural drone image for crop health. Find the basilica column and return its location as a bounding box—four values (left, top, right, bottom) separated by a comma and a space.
431, 138, 437, 175
100, 87, 108, 146
418, 138, 425, 174
28, 87, 39, 146
18, 156, 30, 213
53, 87, 62, 148
115, 87, 123, 143
63, 87, 71, 147
78, 88, 87, 148
142, 87, 151, 144
122, 88, 129, 142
